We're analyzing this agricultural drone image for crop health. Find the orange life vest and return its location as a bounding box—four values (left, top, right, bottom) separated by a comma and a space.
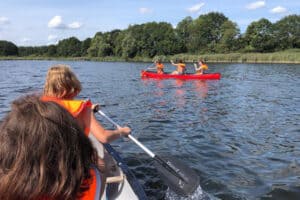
178, 63, 186, 73
201, 64, 208, 70
178, 63, 186, 69
41, 96, 92, 135
156, 63, 164, 70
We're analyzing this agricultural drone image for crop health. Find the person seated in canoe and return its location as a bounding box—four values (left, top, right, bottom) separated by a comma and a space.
147, 60, 164, 74
41, 64, 131, 145
155, 60, 164, 74
194, 60, 208, 74
170, 59, 186, 75
0, 94, 105, 199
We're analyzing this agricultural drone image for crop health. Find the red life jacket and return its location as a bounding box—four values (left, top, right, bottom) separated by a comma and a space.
79, 167, 102, 200
41, 96, 92, 135
38, 167, 102, 200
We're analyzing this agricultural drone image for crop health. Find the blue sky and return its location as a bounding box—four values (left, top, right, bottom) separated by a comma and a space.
0, 0, 299, 46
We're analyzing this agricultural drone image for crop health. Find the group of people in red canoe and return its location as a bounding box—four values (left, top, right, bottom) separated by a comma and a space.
148, 59, 209, 75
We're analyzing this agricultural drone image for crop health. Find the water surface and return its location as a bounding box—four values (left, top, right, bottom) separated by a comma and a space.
0, 60, 299, 200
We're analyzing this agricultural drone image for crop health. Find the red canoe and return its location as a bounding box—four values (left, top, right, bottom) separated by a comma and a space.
141, 70, 221, 80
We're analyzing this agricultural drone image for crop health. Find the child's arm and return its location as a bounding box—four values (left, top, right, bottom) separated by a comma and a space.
170, 60, 175, 65
89, 111, 131, 143
146, 62, 157, 70
147, 66, 156, 70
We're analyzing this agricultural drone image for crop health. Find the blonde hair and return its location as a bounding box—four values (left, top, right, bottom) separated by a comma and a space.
44, 64, 82, 98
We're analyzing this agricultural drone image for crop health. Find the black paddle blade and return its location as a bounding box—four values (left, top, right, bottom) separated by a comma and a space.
154, 155, 200, 196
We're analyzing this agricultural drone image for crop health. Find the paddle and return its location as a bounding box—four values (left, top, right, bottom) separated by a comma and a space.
96, 110, 200, 196
145, 63, 156, 71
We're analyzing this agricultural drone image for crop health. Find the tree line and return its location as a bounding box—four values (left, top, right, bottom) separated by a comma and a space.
0, 12, 299, 58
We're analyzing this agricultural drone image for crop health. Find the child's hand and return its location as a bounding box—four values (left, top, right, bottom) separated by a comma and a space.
118, 126, 131, 137
92, 104, 100, 113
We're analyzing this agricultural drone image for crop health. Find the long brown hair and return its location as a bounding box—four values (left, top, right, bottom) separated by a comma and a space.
44, 64, 82, 99
0, 95, 97, 200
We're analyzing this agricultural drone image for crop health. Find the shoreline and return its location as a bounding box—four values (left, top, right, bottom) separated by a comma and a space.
1, 51, 300, 64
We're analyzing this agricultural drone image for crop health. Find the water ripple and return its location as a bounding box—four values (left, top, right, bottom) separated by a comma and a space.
0, 61, 299, 199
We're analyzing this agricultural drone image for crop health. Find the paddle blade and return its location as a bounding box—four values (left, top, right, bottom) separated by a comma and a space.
154, 155, 200, 196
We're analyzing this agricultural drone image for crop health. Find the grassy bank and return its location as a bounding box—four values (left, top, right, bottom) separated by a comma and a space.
1, 49, 300, 64
166, 49, 300, 64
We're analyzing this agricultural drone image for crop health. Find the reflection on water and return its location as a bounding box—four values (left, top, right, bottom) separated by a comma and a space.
173, 80, 186, 108
141, 79, 209, 111
0, 61, 299, 200
193, 80, 208, 99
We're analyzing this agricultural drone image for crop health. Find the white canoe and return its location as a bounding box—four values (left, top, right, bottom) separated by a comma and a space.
89, 134, 147, 200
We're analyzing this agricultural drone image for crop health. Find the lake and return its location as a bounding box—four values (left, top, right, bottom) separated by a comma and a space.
0, 60, 299, 200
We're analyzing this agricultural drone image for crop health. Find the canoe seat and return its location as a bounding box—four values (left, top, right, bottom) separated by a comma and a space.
106, 160, 125, 184
106, 174, 125, 183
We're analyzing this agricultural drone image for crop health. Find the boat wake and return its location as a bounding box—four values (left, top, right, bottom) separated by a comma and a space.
165, 185, 220, 200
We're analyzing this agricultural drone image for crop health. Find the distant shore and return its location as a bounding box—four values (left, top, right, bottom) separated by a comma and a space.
1, 50, 300, 64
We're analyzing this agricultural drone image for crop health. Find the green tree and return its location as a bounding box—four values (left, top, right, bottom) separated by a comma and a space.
36, 46, 48, 56
121, 22, 181, 58
244, 18, 276, 52
98, 39, 113, 57
56, 37, 82, 57
47, 45, 57, 56
114, 31, 126, 57
88, 34, 112, 57
187, 12, 228, 53
217, 21, 241, 53
100, 30, 122, 56
87, 33, 101, 57
18, 46, 50, 56
273, 15, 300, 50
81, 38, 91, 56
121, 32, 138, 58
175, 16, 193, 52
88, 30, 122, 57
0, 40, 18, 56
18, 47, 34, 56
145, 22, 181, 56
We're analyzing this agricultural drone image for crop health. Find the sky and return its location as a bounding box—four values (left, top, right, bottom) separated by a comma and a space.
0, 0, 299, 46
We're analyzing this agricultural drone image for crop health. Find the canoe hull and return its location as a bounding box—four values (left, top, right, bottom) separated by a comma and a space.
141, 70, 221, 80
88, 134, 147, 200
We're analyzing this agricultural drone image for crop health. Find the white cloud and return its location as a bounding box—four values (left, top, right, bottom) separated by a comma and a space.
48, 15, 83, 29
48, 34, 58, 41
0, 17, 10, 25
67, 22, 82, 29
48, 16, 65, 29
187, 3, 205, 13
270, 6, 287, 14
139, 7, 152, 14
47, 34, 59, 45
47, 41, 58, 45
19, 37, 31, 45
21, 38, 31, 42
246, 1, 266, 10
